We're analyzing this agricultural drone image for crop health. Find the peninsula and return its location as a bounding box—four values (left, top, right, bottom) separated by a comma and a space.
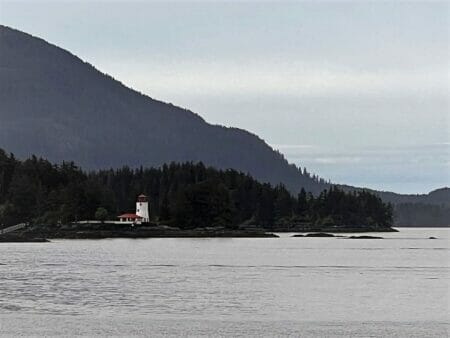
0, 149, 395, 241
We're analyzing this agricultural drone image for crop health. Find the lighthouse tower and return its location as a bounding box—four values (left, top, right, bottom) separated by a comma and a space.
136, 194, 150, 223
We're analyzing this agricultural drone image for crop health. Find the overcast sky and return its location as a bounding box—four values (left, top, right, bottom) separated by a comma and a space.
1, 1, 448, 193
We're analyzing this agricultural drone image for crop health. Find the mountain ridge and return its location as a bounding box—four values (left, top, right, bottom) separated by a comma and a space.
0, 24, 330, 195
0, 25, 448, 214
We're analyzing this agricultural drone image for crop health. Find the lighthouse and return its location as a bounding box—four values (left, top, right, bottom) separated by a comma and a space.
136, 194, 150, 223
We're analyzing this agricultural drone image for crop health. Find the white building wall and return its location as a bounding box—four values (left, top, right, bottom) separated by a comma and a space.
136, 201, 149, 222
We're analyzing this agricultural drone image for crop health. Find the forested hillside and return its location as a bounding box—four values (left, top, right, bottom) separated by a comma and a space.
0, 149, 393, 230
0, 25, 328, 194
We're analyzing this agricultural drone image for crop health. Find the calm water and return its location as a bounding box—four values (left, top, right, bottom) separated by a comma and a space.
0, 228, 448, 337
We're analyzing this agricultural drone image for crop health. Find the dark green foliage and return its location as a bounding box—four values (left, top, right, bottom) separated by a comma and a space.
0, 149, 393, 229
95, 207, 109, 221
173, 181, 234, 229
308, 187, 394, 228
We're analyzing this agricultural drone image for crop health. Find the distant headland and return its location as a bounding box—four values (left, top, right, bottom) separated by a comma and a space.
0, 149, 396, 241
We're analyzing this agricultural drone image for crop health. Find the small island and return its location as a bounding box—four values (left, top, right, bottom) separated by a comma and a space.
0, 150, 395, 240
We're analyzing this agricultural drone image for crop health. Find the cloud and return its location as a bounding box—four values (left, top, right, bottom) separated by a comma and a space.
99, 59, 449, 100
269, 143, 450, 193
273, 143, 450, 164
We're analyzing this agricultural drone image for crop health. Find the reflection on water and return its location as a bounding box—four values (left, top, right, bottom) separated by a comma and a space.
0, 228, 448, 336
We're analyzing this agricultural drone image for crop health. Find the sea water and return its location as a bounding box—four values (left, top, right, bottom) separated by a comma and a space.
0, 228, 448, 337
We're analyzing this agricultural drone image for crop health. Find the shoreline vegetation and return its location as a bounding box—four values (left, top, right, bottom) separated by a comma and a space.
0, 149, 396, 241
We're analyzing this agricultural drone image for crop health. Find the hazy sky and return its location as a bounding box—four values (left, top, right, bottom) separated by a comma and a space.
1, 1, 448, 193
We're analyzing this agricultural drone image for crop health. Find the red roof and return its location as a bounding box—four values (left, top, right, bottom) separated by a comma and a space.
137, 194, 149, 202
117, 213, 142, 219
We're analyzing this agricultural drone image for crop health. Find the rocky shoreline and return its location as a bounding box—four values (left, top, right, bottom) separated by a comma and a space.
272, 225, 397, 233
292, 233, 385, 239
0, 234, 50, 243
0, 223, 398, 242
1, 225, 278, 242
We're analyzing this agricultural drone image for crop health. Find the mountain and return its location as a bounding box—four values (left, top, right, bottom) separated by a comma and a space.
388, 188, 450, 227
0, 25, 448, 226
337, 185, 450, 206
0, 25, 328, 195
375, 187, 450, 206
354, 187, 450, 227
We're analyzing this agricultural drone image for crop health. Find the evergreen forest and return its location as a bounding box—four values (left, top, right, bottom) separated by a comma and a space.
0, 149, 393, 230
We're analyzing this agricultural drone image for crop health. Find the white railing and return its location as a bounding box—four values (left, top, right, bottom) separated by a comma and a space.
0, 223, 28, 235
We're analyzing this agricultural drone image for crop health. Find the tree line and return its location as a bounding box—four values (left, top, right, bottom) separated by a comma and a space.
0, 149, 393, 229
